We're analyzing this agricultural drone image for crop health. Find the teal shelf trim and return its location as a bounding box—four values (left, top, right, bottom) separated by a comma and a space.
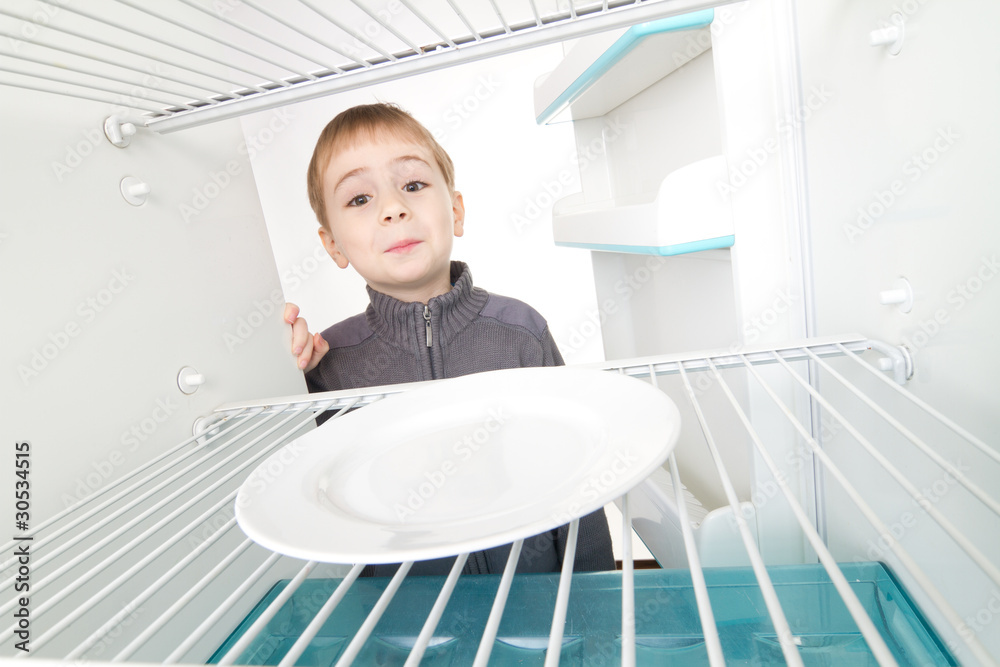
556, 234, 734, 256
536, 8, 715, 125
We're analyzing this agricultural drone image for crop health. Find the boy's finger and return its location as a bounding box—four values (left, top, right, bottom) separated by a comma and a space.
291, 317, 309, 354
314, 332, 329, 356
283, 302, 300, 323
298, 333, 313, 369
304, 333, 328, 373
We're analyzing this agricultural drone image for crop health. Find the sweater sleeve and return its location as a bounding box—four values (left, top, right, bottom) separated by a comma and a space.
539, 325, 566, 367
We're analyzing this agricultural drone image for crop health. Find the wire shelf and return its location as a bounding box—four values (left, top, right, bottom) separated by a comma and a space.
2, 335, 996, 665
0, 0, 733, 133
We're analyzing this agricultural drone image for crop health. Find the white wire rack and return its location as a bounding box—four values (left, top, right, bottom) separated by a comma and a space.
2, 335, 997, 665
0, 0, 733, 133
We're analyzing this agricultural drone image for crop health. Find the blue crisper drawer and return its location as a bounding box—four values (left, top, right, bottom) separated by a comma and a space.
209, 562, 955, 666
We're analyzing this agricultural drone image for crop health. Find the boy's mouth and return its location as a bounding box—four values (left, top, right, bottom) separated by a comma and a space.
385, 239, 422, 254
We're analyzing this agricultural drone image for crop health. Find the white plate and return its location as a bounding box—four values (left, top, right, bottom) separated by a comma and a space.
235, 366, 681, 564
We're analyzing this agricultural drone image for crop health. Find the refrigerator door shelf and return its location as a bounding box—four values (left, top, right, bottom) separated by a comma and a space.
552, 155, 735, 256
534, 9, 716, 125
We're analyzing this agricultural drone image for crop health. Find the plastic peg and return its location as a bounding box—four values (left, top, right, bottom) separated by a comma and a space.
104, 115, 138, 148
878, 277, 913, 313
120, 176, 150, 206
869, 13, 904, 55
879, 289, 907, 305
877, 357, 894, 372
177, 366, 205, 394
869, 26, 899, 47
126, 181, 150, 197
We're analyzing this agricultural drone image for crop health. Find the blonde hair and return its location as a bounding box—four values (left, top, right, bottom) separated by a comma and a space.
306, 102, 455, 229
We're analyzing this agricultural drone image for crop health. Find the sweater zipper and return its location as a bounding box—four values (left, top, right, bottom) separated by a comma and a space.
423, 305, 432, 347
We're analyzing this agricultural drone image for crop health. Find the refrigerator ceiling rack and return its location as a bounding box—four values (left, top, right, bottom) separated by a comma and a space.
0, 0, 735, 133
2, 336, 997, 665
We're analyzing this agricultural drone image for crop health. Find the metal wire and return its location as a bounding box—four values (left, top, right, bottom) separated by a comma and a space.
348, 0, 421, 53
543, 518, 580, 667
0, 407, 256, 561
218, 560, 319, 664
401, 554, 470, 667
773, 352, 1000, 589
333, 561, 415, 667
0, 0, 730, 127
677, 361, 805, 667
806, 348, 1000, 516
620, 493, 636, 667
720, 356, 900, 666
0, 51, 200, 109
836, 342, 1000, 465
11, 1, 273, 91
114, 538, 258, 660
444, 0, 483, 42
472, 539, 524, 667
278, 563, 367, 667
298, 0, 399, 63
164, 550, 284, 663
750, 350, 997, 665
147, 0, 329, 78
647, 367, 725, 666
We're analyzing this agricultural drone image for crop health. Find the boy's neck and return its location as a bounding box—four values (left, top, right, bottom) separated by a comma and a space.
368, 276, 453, 305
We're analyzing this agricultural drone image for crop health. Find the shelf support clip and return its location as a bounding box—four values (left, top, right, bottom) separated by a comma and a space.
866, 339, 913, 385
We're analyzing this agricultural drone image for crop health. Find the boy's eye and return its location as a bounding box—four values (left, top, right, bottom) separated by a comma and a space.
347, 194, 370, 207
404, 181, 426, 193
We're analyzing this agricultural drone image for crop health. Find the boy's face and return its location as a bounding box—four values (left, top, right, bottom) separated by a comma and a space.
318, 134, 465, 303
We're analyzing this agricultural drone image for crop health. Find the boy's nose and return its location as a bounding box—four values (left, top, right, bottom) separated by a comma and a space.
379, 194, 409, 224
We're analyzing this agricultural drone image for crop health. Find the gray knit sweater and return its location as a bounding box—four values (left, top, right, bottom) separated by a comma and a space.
305, 261, 615, 577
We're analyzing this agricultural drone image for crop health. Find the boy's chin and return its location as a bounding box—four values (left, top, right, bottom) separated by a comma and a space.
387, 261, 449, 281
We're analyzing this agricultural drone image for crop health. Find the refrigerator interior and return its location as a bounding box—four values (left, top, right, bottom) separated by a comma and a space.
1, 0, 998, 665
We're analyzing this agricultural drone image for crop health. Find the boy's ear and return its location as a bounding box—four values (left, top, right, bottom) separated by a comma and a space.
318, 225, 350, 269
452, 190, 465, 238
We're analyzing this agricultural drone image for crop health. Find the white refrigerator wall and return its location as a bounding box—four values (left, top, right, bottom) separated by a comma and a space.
0, 89, 307, 524
707, 1, 999, 654
792, 0, 1000, 658
798, 0, 1000, 442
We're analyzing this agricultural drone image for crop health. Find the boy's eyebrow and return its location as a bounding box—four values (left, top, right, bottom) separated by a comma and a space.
333, 167, 368, 194
393, 155, 431, 169
332, 155, 432, 193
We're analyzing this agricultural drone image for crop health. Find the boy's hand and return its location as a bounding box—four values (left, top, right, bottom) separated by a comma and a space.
284, 303, 329, 373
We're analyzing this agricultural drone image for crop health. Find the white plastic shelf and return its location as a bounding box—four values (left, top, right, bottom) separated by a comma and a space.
533, 8, 715, 125
552, 154, 735, 255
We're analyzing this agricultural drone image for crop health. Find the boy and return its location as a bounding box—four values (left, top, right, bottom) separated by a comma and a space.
285, 102, 614, 577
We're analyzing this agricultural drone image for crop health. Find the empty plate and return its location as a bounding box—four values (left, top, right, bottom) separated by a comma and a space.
235, 366, 681, 564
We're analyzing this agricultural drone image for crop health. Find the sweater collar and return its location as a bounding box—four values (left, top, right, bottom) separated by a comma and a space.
365, 261, 488, 351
